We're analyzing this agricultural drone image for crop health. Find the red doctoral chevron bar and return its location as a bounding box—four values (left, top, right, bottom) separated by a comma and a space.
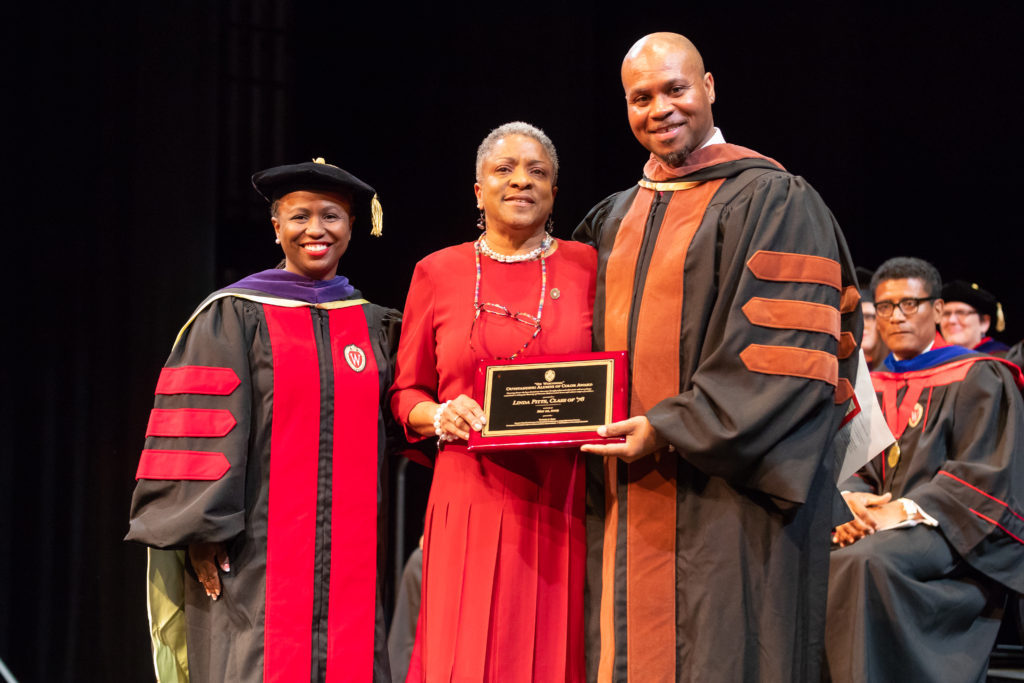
155, 366, 241, 396
136, 449, 230, 480
146, 408, 237, 438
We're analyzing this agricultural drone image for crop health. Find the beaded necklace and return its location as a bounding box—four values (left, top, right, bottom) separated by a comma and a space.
477, 231, 551, 263
472, 233, 550, 360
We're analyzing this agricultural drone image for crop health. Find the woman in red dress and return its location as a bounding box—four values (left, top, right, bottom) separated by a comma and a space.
390, 122, 595, 681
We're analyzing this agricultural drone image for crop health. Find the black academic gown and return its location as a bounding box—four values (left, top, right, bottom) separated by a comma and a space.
127, 272, 399, 683
574, 144, 861, 683
826, 343, 1024, 683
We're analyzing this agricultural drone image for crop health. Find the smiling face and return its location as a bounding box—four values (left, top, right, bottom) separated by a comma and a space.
473, 134, 557, 239
271, 190, 353, 280
940, 301, 990, 348
622, 35, 716, 166
874, 278, 942, 360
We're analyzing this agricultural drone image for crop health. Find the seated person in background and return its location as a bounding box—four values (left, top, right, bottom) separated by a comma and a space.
857, 266, 888, 370
388, 537, 422, 683
1006, 339, 1024, 370
825, 257, 1024, 683
940, 279, 1009, 354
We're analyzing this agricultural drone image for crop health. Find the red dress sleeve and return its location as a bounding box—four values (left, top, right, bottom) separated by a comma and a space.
390, 259, 439, 441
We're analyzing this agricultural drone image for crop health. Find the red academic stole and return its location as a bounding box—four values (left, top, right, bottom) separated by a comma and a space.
264, 304, 379, 682
600, 178, 724, 682
871, 352, 1023, 439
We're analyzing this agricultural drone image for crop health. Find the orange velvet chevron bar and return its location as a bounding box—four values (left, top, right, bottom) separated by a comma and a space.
741, 297, 840, 339
746, 250, 841, 290
838, 332, 857, 359
834, 378, 855, 405
739, 344, 838, 386
146, 408, 237, 438
839, 285, 861, 313
136, 449, 230, 480
155, 365, 241, 395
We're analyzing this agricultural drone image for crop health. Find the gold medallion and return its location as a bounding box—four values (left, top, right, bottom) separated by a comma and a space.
886, 443, 901, 469
908, 402, 924, 429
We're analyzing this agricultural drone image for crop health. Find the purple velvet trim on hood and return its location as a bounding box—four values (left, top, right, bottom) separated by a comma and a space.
227, 269, 355, 304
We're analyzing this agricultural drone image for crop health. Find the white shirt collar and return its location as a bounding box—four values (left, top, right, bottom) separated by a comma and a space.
699, 127, 725, 149
894, 340, 934, 362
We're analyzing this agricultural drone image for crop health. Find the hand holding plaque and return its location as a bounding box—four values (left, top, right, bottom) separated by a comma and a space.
467, 351, 628, 452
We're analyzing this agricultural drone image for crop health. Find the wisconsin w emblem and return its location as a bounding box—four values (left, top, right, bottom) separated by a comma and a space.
344, 344, 366, 372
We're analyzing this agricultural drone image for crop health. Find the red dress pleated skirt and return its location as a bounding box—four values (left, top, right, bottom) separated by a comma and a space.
405, 444, 586, 682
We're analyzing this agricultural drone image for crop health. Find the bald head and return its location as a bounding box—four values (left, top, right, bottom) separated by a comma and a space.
621, 32, 715, 166
622, 32, 705, 80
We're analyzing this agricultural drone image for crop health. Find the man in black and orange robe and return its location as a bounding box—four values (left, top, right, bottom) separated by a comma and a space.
573, 33, 861, 682
825, 258, 1024, 683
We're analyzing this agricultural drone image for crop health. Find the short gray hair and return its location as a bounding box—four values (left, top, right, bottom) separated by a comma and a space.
475, 121, 559, 185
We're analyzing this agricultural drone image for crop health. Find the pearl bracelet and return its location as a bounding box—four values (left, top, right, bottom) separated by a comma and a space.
433, 400, 455, 444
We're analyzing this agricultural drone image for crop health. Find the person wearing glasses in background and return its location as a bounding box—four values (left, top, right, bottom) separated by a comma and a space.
389, 122, 595, 682
825, 256, 1024, 683
939, 279, 1010, 355
856, 266, 889, 370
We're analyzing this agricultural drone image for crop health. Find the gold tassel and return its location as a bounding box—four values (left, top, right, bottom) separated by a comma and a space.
997, 302, 1006, 332
370, 193, 383, 237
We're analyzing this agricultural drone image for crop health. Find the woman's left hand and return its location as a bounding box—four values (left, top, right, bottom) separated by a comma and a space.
189, 541, 231, 600
438, 394, 487, 441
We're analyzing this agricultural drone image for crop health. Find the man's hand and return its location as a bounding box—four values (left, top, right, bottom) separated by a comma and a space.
832, 491, 892, 547
189, 541, 231, 600
869, 500, 911, 530
580, 416, 668, 462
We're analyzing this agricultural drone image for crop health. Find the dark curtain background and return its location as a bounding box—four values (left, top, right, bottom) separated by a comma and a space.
2, 2, 1021, 680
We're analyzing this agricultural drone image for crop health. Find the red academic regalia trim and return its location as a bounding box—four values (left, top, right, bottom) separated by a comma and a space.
264, 306, 319, 682
872, 356, 991, 438
135, 449, 230, 480
746, 250, 842, 290
145, 408, 237, 438
938, 471, 1024, 525
967, 509, 1024, 546
325, 306, 378, 681
155, 365, 241, 395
